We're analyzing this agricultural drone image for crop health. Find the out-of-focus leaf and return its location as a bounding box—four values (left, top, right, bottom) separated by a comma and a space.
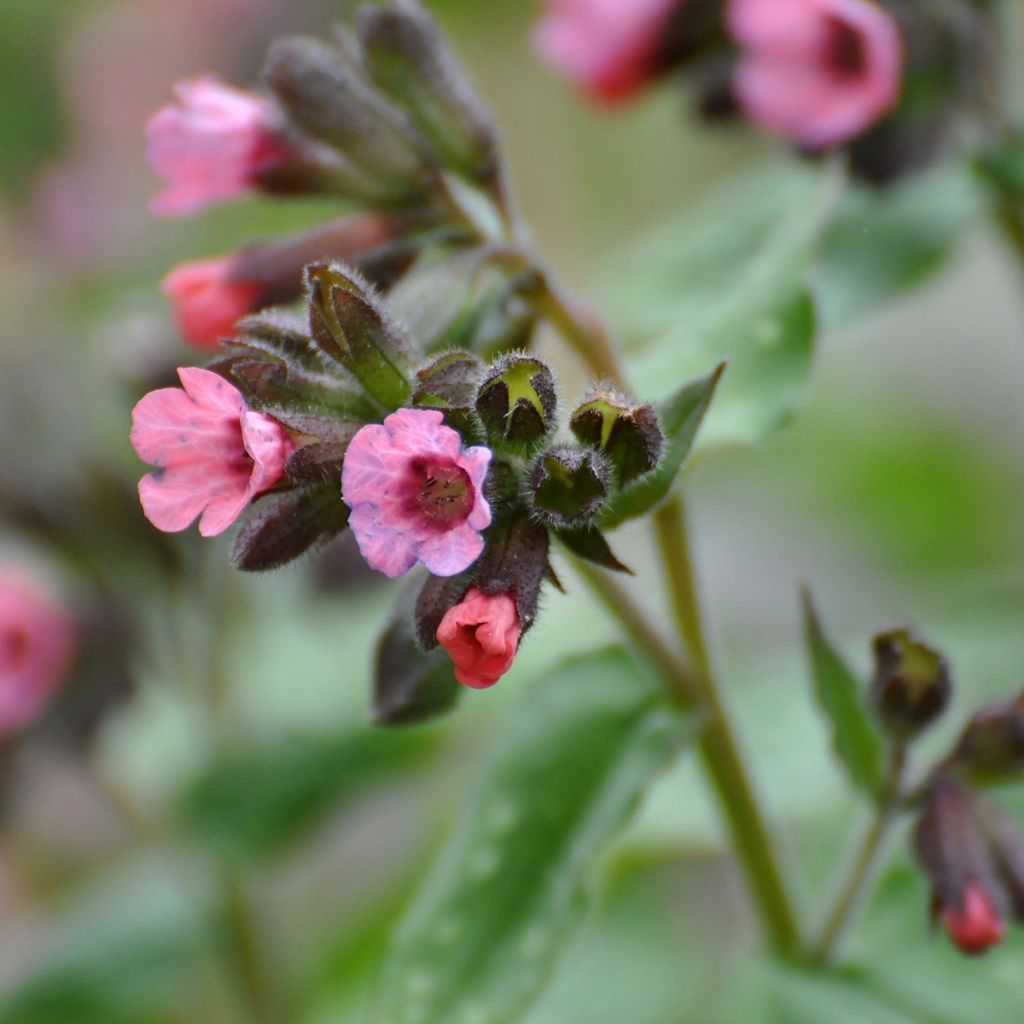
801, 589, 886, 800
760, 964, 920, 1024
181, 729, 433, 861
369, 646, 692, 1024
598, 363, 723, 529
818, 163, 984, 329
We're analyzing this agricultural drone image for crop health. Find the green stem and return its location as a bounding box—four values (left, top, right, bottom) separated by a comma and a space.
653, 496, 802, 958
809, 744, 907, 965
223, 873, 282, 1024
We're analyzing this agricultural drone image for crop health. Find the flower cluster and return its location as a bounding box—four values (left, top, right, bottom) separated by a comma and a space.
536, 0, 990, 184
134, 4, 682, 705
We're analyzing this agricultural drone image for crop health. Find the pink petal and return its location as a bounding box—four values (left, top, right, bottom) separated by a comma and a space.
459, 445, 493, 531
242, 410, 292, 497
162, 258, 261, 349
138, 459, 249, 535
340, 422, 415, 518
348, 504, 419, 578
417, 523, 485, 577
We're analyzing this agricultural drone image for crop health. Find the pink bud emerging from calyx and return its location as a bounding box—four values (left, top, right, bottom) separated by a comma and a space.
534, 0, 682, 103
131, 367, 293, 537
147, 75, 292, 216
162, 258, 261, 350
728, 0, 903, 149
342, 409, 492, 579
437, 588, 521, 689
941, 882, 1006, 956
0, 571, 77, 737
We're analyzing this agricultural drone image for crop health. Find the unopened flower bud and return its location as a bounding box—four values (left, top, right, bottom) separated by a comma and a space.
913, 776, 1007, 956
413, 351, 485, 441
870, 628, 951, 740
529, 444, 610, 528
437, 588, 522, 689
950, 693, 1024, 785
570, 385, 663, 488
475, 354, 556, 455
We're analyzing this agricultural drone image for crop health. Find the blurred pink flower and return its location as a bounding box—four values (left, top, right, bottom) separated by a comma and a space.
0, 571, 77, 737
146, 75, 290, 216
534, 0, 681, 103
131, 367, 292, 537
162, 257, 261, 350
728, 0, 902, 149
941, 881, 1005, 955
342, 409, 492, 578
437, 588, 521, 689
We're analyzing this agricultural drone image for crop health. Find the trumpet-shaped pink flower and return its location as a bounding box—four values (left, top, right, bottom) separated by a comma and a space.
162, 257, 261, 350
437, 588, 521, 689
941, 882, 1005, 956
0, 571, 77, 737
147, 75, 291, 216
131, 367, 292, 537
342, 409, 492, 578
728, 0, 902, 149
534, 0, 680, 103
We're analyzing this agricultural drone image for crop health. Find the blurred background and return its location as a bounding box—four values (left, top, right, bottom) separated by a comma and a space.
2, 0, 1024, 1021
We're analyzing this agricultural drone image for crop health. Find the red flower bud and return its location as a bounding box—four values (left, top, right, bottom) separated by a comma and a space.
436, 588, 521, 689
162, 258, 262, 350
941, 882, 1005, 956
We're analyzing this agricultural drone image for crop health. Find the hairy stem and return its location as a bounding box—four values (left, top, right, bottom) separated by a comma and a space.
653, 496, 802, 958
809, 744, 908, 964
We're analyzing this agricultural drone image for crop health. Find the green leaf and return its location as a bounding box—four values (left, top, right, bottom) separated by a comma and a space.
369, 647, 692, 1024
181, 729, 432, 861
597, 363, 723, 530
801, 588, 886, 799
555, 526, 632, 574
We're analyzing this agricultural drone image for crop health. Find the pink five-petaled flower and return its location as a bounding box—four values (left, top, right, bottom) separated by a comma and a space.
728, 0, 903, 150
147, 75, 291, 216
162, 257, 261, 350
341, 409, 492, 579
131, 367, 293, 537
0, 570, 77, 737
437, 588, 521, 689
534, 0, 681, 103
941, 882, 1006, 956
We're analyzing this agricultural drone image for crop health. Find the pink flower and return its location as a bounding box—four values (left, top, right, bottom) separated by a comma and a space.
131, 367, 293, 537
341, 409, 492, 578
0, 571, 77, 737
147, 75, 290, 216
728, 0, 903, 149
162, 257, 262, 350
941, 882, 1005, 956
534, 0, 681, 103
437, 588, 521, 689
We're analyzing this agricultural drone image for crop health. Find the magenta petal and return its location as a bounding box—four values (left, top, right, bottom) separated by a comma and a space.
348, 504, 419, 578
460, 445, 493, 531
417, 524, 485, 577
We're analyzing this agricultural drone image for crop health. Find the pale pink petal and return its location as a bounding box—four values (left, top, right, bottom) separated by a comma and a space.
348, 504, 419, 578
460, 446, 493, 531
340, 423, 417, 517
177, 366, 246, 416
417, 523, 485, 577
382, 408, 461, 461
138, 459, 249, 535
242, 410, 292, 497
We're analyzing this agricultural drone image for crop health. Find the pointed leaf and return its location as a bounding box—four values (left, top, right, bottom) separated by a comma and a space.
369, 646, 693, 1024
801, 588, 886, 799
597, 363, 723, 530
556, 526, 632, 574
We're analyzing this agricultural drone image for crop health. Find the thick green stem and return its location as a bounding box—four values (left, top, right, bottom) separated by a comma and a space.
809, 745, 908, 964
653, 496, 802, 958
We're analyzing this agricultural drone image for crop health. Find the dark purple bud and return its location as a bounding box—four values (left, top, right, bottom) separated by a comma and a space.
950, 692, 1024, 785
870, 628, 951, 740
413, 350, 486, 441
528, 444, 610, 529
570, 384, 664, 489
476, 354, 556, 455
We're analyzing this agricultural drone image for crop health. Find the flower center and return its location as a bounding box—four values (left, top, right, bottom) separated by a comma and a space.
408, 458, 474, 528
825, 17, 867, 80
0, 628, 29, 674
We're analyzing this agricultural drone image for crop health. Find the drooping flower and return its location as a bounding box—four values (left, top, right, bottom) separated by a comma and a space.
728, 0, 903, 150
0, 570, 77, 737
437, 588, 521, 689
534, 0, 682, 103
941, 882, 1006, 956
341, 408, 491, 578
131, 367, 293, 537
162, 257, 262, 349
147, 75, 291, 216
